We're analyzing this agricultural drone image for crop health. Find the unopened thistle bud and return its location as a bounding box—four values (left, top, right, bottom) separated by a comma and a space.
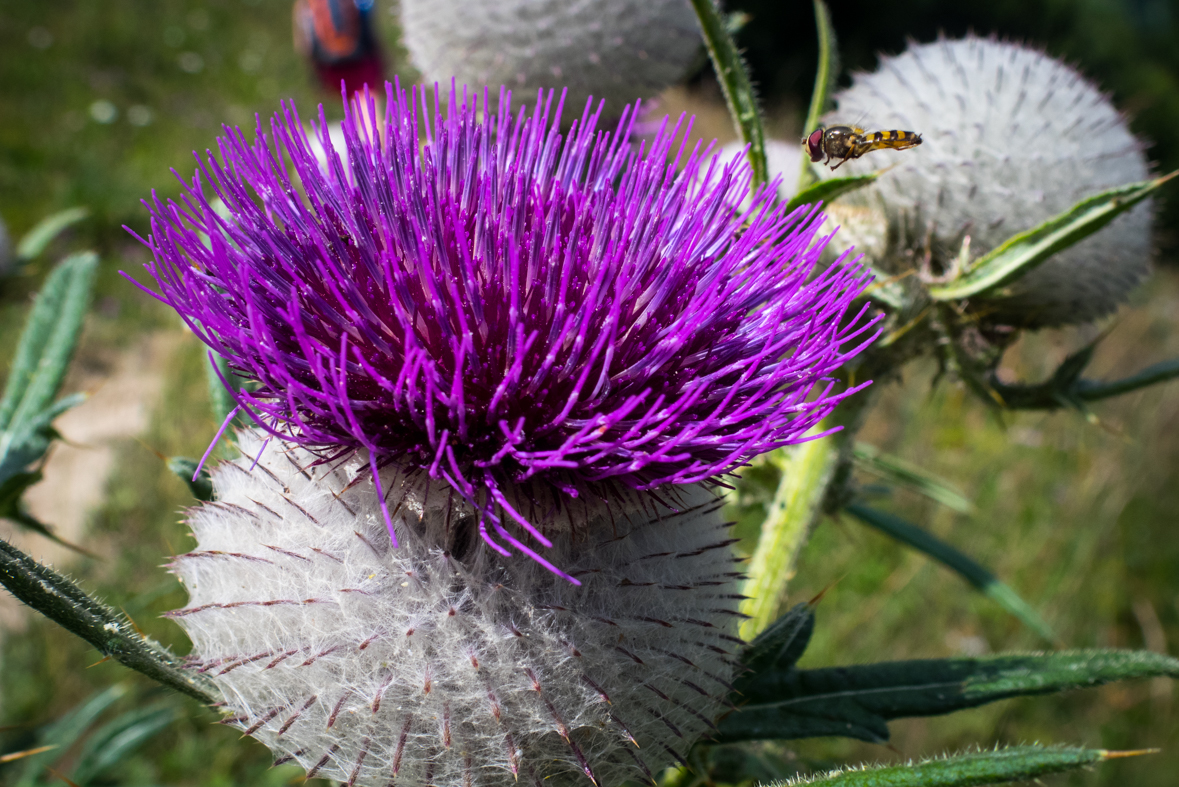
823, 35, 1152, 327
399, 0, 703, 119
132, 83, 876, 785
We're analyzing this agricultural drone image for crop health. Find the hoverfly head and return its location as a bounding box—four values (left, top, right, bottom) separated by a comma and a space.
804, 128, 825, 162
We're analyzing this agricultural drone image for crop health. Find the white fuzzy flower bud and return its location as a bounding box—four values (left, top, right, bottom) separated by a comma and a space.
823, 35, 1152, 327
170, 430, 743, 787
399, 0, 702, 119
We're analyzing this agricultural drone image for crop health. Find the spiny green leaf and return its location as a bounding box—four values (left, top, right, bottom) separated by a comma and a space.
0, 537, 217, 704
852, 443, 973, 514
14, 208, 90, 262
13, 685, 130, 787
689, 0, 767, 189
0, 252, 97, 432
776, 745, 1130, 787
784, 171, 880, 215
739, 604, 815, 681
714, 649, 1179, 744
167, 456, 214, 501
845, 503, 1055, 642
930, 171, 1176, 300
798, 0, 838, 192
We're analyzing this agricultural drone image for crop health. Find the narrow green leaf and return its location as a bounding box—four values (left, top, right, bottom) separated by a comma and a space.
715, 649, 1179, 743
930, 172, 1176, 301
71, 704, 178, 786
167, 457, 214, 501
0, 252, 97, 431
739, 604, 815, 680
852, 443, 973, 514
689, 0, 767, 188
0, 537, 217, 704
781, 745, 1123, 787
797, 0, 838, 192
845, 503, 1056, 642
14, 208, 90, 262
14, 685, 130, 787
784, 171, 880, 215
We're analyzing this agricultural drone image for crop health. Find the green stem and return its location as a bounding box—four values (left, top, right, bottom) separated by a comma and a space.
689, 0, 767, 188
797, 0, 837, 191
0, 537, 217, 704
739, 437, 839, 640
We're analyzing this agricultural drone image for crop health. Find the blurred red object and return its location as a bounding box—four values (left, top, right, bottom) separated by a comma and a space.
293, 0, 384, 97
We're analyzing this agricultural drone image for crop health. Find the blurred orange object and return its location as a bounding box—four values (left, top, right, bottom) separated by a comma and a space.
293, 0, 385, 97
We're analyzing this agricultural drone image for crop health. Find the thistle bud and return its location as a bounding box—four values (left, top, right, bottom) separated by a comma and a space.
822, 35, 1152, 328
399, 0, 703, 118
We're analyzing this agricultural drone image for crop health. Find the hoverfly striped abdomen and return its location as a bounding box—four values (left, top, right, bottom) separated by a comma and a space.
804, 125, 923, 170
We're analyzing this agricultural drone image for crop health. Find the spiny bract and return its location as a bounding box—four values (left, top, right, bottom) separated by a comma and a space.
399, 0, 702, 119
172, 430, 744, 787
822, 35, 1152, 327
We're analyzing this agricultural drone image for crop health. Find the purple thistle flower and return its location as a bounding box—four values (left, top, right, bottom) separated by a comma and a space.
131, 82, 875, 579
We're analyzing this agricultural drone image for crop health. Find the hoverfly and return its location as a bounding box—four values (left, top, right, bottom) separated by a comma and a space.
804, 125, 922, 170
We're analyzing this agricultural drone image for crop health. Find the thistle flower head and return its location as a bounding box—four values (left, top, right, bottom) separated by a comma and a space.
172, 430, 744, 787
134, 82, 875, 577
822, 35, 1152, 327
399, 0, 703, 119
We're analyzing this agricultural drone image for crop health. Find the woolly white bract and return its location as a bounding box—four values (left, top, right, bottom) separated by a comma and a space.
399, 0, 701, 118
171, 431, 743, 787
822, 35, 1152, 327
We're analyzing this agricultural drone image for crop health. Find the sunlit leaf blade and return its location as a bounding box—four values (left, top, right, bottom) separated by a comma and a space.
70, 704, 178, 786
929, 172, 1177, 301
714, 649, 1179, 743
0, 537, 217, 704
13, 684, 129, 787
781, 746, 1132, 787
798, 0, 838, 192
784, 171, 880, 215
0, 746, 57, 766
845, 503, 1055, 642
739, 604, 815, 681
167, 457, 214, 502
14, 208, 90, 262
852, 443, 973, 513
689, 0, 767, 188
0, 252, 97, 431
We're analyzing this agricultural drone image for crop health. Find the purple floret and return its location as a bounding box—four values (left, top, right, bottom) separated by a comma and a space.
132, 81, 876, 578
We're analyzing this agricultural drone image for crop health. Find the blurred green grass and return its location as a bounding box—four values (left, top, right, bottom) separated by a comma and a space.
0, 1, 1177, 785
